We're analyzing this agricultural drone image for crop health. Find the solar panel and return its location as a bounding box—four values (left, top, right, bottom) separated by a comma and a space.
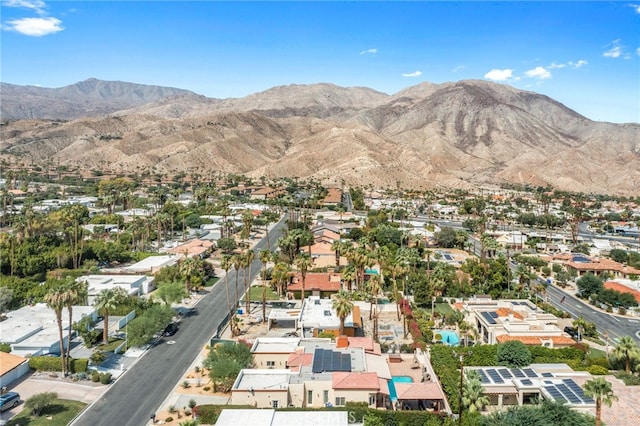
564, 379, 594, 404
312, 348, 352, 373
481, 311, 497, 324
556, 384, 581, 404
487, 369, 504, 384
489, 312, 499, 318
523, 368, 538, 378
511, 369, 525, 378
498, 369, 513, 379
544, 386, 567, 403
521, 379, 532, 386
542, 372, 554, 377
477, 370, 491, 384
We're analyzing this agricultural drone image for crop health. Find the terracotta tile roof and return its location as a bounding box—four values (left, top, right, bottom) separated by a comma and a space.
379, 378, 390, 395
304, 241, 337, 255
288, 273, 341, 292
286, 352, 313, 368
496, 335, 575, 346
332, 372, 380, 390
566, 258, 640, 274
604, 281, 640, 302
395, 382, 446, 400
166, 239, 214, 257
494, 308, 524, 320
0, 352, 28, 375
322, 188, 343, 204
347, 337, 375, 353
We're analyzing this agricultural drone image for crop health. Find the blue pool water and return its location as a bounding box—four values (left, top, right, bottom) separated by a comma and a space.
389, 376, 414, 401
435, 330, 460, 346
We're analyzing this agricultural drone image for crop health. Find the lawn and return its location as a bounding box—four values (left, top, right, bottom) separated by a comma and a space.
204, 276, 220, 287
587, 347, 606, 359
434, 303, 455, 316
7, 399, 86, 426
247, 285, 280, 301
96, 338, 125, 352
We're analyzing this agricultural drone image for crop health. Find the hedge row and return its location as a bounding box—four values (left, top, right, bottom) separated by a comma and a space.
29, 356, 89, 373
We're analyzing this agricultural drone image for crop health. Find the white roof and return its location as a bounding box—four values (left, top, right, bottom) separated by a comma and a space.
215, 410, 349, 426
124, 255, 178, 271
233, 369, 292, 391
300, 296, 358, 330
251, 337, 301, 354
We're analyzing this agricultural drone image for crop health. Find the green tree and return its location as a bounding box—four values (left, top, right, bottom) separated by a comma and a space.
203, 342, 253, 392
93, 287, 127, 345
434, 227, 458, 248
294, 252, 314, 300
216, 237, 237, 254
44, 286, 67, 375
221, 255, 234, 328
332, 290, 353, 336
24, 392, 58, 417
462, 370, 490, 413
156, 281, 188, 305
584, 377, 618, 426
576, 273, 603, 299
613, 336, 639, 373
497, 340, 532, 368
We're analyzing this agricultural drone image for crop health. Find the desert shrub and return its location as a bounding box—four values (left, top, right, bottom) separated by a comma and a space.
0, 343, 11, 353
182, 380, 190, 388
24, 392, 58, 417
587, 365, 609, 375
99, 372, 112, 384
165, 417, 174, 422
92, 371, 100, 382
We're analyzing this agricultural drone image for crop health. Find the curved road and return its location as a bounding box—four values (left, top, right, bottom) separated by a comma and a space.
72, 218, 286, 426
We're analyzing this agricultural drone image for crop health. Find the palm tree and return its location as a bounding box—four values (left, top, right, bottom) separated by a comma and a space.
613, 336, 639, 373
179, 256, 202, 294
64, 278, 88, 372
332, 290, 354, 336
367, 274, 383, 341
462, 370, 490, 413
93, 288, 126, 345
584, 377, 618, 426
243, 249, 255, 313
271, 262, 291, 298
259, 249, 272, 323
294, 252, 314, 301
341, 264, 357, 292
221, 255, 234, 327
44, 286, 68, 375
572, 316, 589, 343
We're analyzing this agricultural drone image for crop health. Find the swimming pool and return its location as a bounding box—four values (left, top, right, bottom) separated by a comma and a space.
389, 376, 413, 401
434, 330, 460, 346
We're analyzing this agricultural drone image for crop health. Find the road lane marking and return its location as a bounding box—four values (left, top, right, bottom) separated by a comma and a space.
612, 316, 621, 322
629, 320, 639, 323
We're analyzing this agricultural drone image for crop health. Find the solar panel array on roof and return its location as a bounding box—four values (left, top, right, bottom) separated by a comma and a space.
541, 372, 554, 377
486, 369, 504, 384
511, 369, 526, 378
477, 370, 490, 384
523, 368, 538, 378
443, 254, 453, 261
544, 386, 567, 403
481, 311, 497, 324
556, 383, 581, 404
498, 369, 513, 379
311, 348, 352, 373
564, 379, 595, 404
488, 312, 499, 318
521, 379, 533, 386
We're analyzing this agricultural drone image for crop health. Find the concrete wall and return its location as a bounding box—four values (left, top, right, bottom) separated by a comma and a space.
253, 353, 290, 369
231, 389, 288, 408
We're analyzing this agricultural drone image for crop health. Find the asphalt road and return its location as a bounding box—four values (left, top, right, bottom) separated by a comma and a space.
544, 283, 640, 345
72, 218, 286, 426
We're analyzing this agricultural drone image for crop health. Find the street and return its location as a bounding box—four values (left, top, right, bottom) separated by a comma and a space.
72, 217, 286, 426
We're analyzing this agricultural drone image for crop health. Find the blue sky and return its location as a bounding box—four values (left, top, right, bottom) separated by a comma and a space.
1, 1, 639, 123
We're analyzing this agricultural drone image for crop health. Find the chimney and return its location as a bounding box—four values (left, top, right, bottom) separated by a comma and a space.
336, 335, 349, 348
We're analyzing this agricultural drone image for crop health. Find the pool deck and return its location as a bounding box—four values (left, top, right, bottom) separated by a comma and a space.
384, 354, 424, 383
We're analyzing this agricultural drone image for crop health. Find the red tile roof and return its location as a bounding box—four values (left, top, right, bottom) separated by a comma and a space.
604, 281, 640, 302
332, 372, 380, 390
395, 382, 446, 400
288, 273, 341, 292
494, 308, 524, 320
287, 352, 313, 368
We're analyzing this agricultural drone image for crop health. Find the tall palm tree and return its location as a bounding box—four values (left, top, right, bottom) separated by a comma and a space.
232, 254, 242, 313
341, 265, 357, 292
64, 278, 88, 372
179, 256, 202, 293
613, 336, 639, 373
243, 249, 255, 313
259, 249, 272, 323
93, 288, 126, 345
221, 255, 233, 327
367, 274, 383, 341
584, 377, 618, 426
294, 252, 314, 301
332, 290, 353, 336
572, 316, 589, 343
462, 370, 490, 413
44, 286, 67, 375
271, 262, 291, 298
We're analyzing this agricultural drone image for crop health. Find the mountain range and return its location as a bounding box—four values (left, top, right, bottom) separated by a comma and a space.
1, 78, 639, 195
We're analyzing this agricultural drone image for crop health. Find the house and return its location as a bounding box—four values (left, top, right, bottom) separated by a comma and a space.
298, 296, 362, 337
603, 280, 640, 303
249, 187, 287, 201
321, 188, 343, 206
288, 273, 342, 299
121, 255, 179, 274
562, 255, 640, 279
251, 337, 302, 369
466, 364, 595, 410
464, 298, 572, 347
0, 352, 30, 388
78, 274, 155, 304
165, 238, 214, 259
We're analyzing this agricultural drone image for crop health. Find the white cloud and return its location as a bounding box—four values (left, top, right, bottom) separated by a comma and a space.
548, 62, 566, 69
401, 70, 422, 78
5, 17, 63, 36
637, 47, 640, 56
359, 48, 377, 55
570, 60, 588, 68
629, 4, 640, 14
451, 65, 466, 73
484, 69, 513, 81
525, 66, 551, 79
3, 0, 46, 14
603, 39, 623, 58
549, 60, 588, 69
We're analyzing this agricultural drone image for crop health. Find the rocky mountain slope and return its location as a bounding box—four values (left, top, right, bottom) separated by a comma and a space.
1, 78, 638, 195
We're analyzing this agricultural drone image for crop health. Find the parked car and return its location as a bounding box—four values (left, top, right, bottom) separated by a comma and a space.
0, 392, 20, 412
163, 323, 178, 337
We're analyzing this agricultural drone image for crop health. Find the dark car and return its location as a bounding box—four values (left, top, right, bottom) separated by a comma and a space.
163, 323, 178, 337
0, 392, 20, 412
564, 326, 577, 337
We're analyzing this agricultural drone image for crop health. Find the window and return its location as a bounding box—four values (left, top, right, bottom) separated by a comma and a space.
307, 390, 313, 404
335, 397, 346, 406
272, 400, 279, 408
266, 361, 276, 368
323, 390, 329, 404
369, 394, 376, 406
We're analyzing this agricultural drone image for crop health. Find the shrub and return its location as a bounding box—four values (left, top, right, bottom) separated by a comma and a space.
168, 405, 177, 414
92, 371, 100, 382
189, 399, 197, 409
0, 343, 11, 353
29, 356, 88, 373
203, 386, 210, 391
24, 392, 58, 417
497, 341, 532, 368
97, 372, 112, 384
165, 417, 174, 422
587, 365, 609, 375
71, 358, 89, 373
182, 380, 191, 388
